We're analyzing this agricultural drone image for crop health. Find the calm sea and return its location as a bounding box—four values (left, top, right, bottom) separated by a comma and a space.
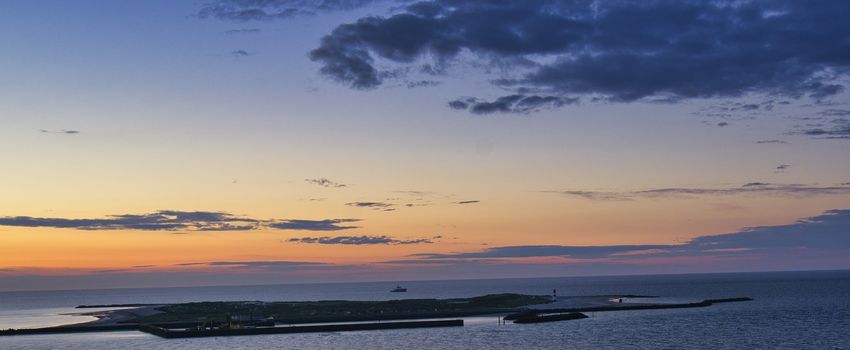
1, 270, 849, 349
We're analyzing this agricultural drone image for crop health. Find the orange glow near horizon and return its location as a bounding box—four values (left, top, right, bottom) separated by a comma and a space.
1, 192, 847, 274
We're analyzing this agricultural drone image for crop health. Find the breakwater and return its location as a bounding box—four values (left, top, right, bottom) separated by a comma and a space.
505, 297, 753, 321
1, 320, 464, 338
139, 319, 464, 338
513, 312, 589, 324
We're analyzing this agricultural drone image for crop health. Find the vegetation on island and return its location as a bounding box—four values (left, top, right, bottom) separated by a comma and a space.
130, 293, 552, 325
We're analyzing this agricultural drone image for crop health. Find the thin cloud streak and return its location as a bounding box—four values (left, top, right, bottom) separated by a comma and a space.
549, 183, 850, 201
288, 235, 438, 245
755, 140, 789, 144
795, 118, 850, 139
305, 178, 348, 188
198, 0, 382, 21
268, 219, 360, 231
224, 28, 260, 34
39, 129, 80, 134
346, 201, 394, 210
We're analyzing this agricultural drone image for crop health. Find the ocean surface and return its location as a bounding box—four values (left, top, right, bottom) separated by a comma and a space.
1, 270, 849, 349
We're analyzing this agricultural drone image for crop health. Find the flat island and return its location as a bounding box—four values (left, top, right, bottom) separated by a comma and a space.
137, 293, 551, 325
0, 293, 752, 339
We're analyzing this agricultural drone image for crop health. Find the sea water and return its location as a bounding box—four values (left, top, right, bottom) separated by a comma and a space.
1, 270, 849, 349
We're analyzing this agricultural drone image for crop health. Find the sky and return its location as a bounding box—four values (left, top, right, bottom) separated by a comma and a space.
1, 0, 850, 291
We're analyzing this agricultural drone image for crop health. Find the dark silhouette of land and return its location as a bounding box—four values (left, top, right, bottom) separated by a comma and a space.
0, 294, 753, 338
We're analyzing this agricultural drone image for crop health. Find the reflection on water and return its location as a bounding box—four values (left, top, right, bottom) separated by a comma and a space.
0, 308, 96, 329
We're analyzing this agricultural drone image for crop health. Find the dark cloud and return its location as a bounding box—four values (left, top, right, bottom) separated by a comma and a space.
717, 122, 729, 127
0, 210, 259, 231
199, 0, 381, 21
407, 209, 850, 261
305, 178, 348, 188
224, 28, 261, 34
455, 200, 479, 205
311, 0, 850, 111
692, 101, 770, 120
755, 140, 789, 144
405, 80, 440, 88
732, 104, 759, 112
448, 95, 578, 114
346, 201, 393, 209
268, 218, 360, 231
403, 202, 430, 208
288, 235, 436, 245
40, 129, 80, 134
796, 118, 850, 139
687, 210, 850, 251
0, 211, 369, 232
550, 183, 850, 201
447, 99, 470, 110
817, 109, 850, 117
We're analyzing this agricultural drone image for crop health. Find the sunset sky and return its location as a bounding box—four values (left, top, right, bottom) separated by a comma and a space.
2, 0, 850, 291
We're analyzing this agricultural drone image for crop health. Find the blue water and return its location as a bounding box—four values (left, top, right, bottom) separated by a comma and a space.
1, 270, 849, 349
